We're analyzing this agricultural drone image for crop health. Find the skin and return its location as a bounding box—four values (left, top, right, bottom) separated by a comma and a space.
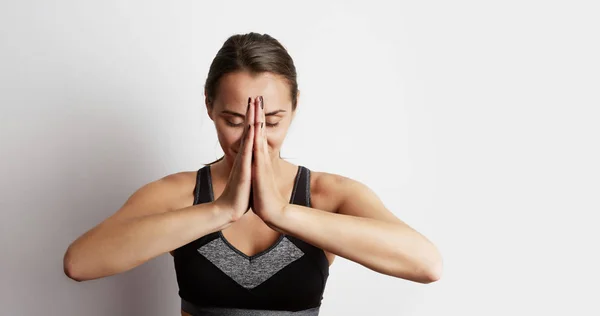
206, 70, 297, 177
178, 70, 441, 315
62, 69, 441, 316
203, 70, 324, 257
180, 71, 333, 316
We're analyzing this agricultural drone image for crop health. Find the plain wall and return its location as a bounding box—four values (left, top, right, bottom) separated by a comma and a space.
1, 0, 598, 315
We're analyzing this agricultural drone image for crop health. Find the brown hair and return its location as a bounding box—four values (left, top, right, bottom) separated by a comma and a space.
203, 32, 299, 166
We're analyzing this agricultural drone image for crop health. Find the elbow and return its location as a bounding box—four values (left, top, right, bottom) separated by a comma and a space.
421, 252, 443, 284
393, 241, 443, 283
63, 247, 86, 282
63, 249, 80, 282
422, 261, 442, 283
63, 245, 134, 282
393, 255, 443, 284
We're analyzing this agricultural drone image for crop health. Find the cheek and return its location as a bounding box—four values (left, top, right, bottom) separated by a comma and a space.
216, 128, 238, 145
266, 133, 284, 148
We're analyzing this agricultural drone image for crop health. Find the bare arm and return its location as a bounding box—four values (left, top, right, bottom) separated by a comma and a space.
271, 204, 441, 283
63, 173, 231, 282
267, 174, 442, 284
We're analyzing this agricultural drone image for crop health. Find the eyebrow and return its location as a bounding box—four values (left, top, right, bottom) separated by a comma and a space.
220, 109, 287, 117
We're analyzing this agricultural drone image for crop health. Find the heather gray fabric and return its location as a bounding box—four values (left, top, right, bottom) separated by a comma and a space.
181, 299, 321, 316
197, 234, 305, 289
177, 165, 325, 315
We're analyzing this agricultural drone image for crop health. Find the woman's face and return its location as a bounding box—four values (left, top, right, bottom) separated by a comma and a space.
207, 71, 297, 162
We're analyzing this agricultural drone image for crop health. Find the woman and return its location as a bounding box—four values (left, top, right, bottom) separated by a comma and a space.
63, 32, 443, 315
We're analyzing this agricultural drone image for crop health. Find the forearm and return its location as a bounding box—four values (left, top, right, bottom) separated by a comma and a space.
270, 204, 442, 283
64, 201, 229, 281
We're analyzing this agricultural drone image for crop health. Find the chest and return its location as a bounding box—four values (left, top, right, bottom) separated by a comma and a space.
173, 166, 333, 310
217, 170, 338, 266
174, 229, 328, 311
171, 166, 340, 266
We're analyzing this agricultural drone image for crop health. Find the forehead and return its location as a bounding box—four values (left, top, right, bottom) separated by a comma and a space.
217, 71, 291, 109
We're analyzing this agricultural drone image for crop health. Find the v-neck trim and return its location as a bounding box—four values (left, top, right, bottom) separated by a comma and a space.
207, 164, 303, 260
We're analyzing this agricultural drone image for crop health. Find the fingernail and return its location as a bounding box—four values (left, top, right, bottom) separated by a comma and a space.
260, 96, 264, 109
261, 122, 263, 129
247, 97, 251, 111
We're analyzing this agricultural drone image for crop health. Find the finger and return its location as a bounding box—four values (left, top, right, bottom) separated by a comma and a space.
245, 97, 255, 165
260, 95, 265, 140
240, 97, 251, 149
252, 96, 263, 197
261, 95, 268, 158
233, 97, 252, 178
247, 98, 255, 212
254, 95, 265, 167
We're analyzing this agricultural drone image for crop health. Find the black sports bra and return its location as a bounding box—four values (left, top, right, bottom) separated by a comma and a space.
173, 165, 330, 315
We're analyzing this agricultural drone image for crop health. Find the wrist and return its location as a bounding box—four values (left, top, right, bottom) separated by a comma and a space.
264, 203, 290, 228
211, 201, 237, 226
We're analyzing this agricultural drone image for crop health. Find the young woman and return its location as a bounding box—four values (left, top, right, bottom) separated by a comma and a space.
63, 32, 442, 316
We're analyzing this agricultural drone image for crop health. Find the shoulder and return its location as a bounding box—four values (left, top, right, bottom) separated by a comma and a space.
124, 170, 198, 214
314, 169, 405, 224
157, 170, 199, 211
151, 170, 198, 259
313, 170, 348, 191
309, 169, 355, 214
147, 170, 197, 194
101, 169, 198, 234
311, 169, 386, 215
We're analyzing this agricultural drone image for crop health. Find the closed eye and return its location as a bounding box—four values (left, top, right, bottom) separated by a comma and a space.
226, 121, 279, 128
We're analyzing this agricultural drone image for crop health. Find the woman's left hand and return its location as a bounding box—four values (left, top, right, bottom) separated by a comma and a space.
251, 95, 289, 229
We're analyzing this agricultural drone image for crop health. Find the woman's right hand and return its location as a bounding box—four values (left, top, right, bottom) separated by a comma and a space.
214, 96, 255, 222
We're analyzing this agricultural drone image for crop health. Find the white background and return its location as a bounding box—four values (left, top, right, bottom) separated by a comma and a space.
1, 1, 598, 315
